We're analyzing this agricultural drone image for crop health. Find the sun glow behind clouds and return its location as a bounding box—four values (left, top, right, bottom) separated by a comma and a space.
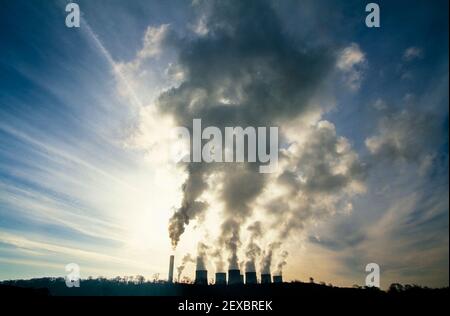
72, 18, 191, 274
0, 10, 192, 279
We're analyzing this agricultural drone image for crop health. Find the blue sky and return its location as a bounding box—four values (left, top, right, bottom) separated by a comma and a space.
0, 0, 448, 288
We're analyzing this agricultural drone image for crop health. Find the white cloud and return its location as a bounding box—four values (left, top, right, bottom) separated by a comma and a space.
337, 43, 366, 70
373, 98, 387, 110
138, 24, 171, 60
403, 46, 423, 62
365, 109, 438, 169
336, 43, 367, 91
191, 15, 209, 36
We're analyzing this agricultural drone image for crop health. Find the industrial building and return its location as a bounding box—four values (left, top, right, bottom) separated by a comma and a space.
168, 255, 284, 285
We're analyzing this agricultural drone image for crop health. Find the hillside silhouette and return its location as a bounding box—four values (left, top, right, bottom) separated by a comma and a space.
1, 277, 447, 314
1, 277, 447, 297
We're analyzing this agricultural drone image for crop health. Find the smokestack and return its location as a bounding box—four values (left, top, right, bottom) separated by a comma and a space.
273, 275, 283, 283
195, 270, 208, 285
168, 255, 174, 283
245, 272, 257, 284
215, 272, 227, 285
261, 273, 271, 284
228, 269, 242, 285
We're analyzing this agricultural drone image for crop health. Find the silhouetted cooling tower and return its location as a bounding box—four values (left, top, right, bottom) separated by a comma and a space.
245, 272, 257, 284
273, 275, 283, 283
261, 273, 271, 284
168, 255, 174, 283
215, 272, 227, 285
228, 269, 242, 285
195, 270, 208, 285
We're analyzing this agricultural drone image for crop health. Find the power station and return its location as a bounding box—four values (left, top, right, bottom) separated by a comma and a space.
168, 256, 284, 285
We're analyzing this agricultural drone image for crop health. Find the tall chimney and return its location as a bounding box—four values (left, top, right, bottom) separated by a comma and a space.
261, 273, 271, 284
168, 255, 174, 283
245, 271, 257, 284
195, 270, 208, 285
228, 269, 242, 285
273, 275, 283, 283
215, 272, 227, 285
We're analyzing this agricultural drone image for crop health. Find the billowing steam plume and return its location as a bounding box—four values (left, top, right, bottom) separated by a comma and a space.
177, 254, 195, 282
275, 250, 289, 275
210, 247, 225, 272
168, 164, 208, 249
161, 0, 337, 256
196, 242, 209, 270
153, 0, 366, 275
245, 221, 262, 272
261, 242, 281, 274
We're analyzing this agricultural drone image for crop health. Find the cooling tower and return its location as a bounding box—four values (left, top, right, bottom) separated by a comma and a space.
168, 255, 174, 283
215, 272, 227, 285
228, 269, 242, 285
261, 273, 271, 284
245, 271, 257, 284
195, 270, 208, 285
273, 275, 283, 283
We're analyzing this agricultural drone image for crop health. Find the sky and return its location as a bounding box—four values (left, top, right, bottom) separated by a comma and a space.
0, 0, 448, 289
